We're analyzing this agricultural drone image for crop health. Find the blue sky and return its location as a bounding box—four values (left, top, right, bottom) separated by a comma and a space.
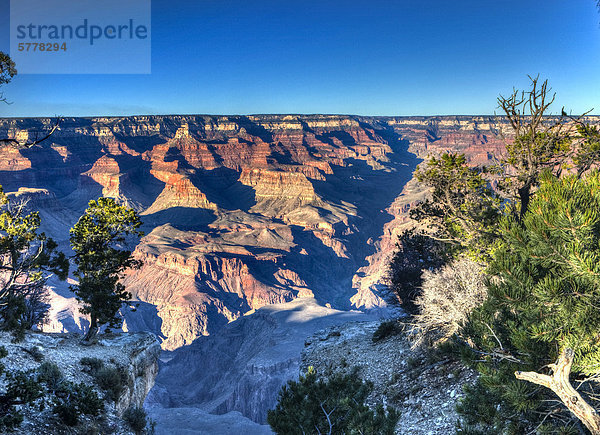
0, 0, 599, 117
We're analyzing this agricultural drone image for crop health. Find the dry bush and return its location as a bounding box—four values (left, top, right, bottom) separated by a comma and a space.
411, 257, 487, 347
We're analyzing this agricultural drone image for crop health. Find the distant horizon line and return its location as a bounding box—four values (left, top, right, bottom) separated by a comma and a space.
1, 113, 598, 120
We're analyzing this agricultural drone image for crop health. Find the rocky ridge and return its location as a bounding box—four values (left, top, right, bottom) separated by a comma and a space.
301, 321, 477, 435
0, 114, 535, 351
0, 331, 160, 434
148, 298, 379, 427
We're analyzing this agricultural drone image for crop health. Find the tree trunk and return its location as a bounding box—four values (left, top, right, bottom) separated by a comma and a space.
515, 348, 600, 434
83, 315, 99, 344
518, 183, 531, 222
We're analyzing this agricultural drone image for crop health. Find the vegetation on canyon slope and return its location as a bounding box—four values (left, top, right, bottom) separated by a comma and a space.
389, 77, 600, 434
268, 366, 399, 435
0, 188, 144, 344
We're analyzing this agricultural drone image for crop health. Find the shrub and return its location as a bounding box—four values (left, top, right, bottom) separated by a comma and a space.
388, 228, 447, 314
0, 370, 43, 431
5, 370, 43, 403
82, 357, 127, 402
123, 406, 148, 434
28, 346, 44, 362
0, 349, 42, 431
411, 256, 486, 347
53, 401, 79, 426
71, 383, 104, 417
267, 367, 399, 435
80, 357, 105, 374
372, 320, 402, 342
0, 410, 23, 432
94, 365, 127, 402
37, 361, 64, 391
53, 381, 104, 426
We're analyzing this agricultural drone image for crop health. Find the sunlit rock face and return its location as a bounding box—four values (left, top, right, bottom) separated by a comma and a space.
0, 114, 556, 350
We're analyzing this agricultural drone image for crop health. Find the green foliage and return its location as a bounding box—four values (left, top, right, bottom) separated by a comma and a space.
123, 406, 149, 434
0, 369, 43, 431
0, 52, 16, 104
53, 400, 79, 426
0, 52, 16, 87
0, 348, 40, 431
53, 381, 104, 426
457, 171, 600, 432
70, 197, 143, 340
5, 370, 44, 403
80, 356, 105, 373
267, 367, 399, 435
28, 346, 44, 362
0, 348, 105, 431
388, 228, 448, 313
494, 76, 595, 223
90, 365, 128, 402
35, 360, 104, 426
37, 362, 64, 391
0, 185, 69, 338
411, 153, 500, 258
372, 320, 402, 342
573, 123, 600, 177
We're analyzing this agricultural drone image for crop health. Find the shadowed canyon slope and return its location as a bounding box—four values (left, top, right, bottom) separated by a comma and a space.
0, 114, 514, 350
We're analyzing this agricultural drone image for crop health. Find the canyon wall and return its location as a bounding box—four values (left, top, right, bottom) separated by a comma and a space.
1, 114, 587, 350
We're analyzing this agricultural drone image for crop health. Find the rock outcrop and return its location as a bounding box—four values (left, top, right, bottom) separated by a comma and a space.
0, 331, 160, 433
1, 115, 597, 351
301, 321, 477, 435
148, 298, 378, 425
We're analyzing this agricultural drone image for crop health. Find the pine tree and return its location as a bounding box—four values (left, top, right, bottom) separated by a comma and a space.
410, 153, 500, 258
458, 171, 600, 434
70, 198, 143, 343
388, 228, 448, 314
0, 186, 68, 337
267, 367, 399, 435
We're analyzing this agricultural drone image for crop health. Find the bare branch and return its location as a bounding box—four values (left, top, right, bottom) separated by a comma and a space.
516, 348, 600, 434
0, 117, 62, 149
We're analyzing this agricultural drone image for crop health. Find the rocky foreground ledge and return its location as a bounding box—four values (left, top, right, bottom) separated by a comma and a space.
0, 331, 160, 434
302, 321, 477, 435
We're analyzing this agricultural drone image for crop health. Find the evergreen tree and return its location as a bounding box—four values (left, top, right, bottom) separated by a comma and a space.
0, 187, 68, 337
458, 171, 600, 434
0, 51, 16, 105
410, 152, 500, 258
495, 76, 590, 222
267, 367, 399, 435
573, 123, 600, 178
388, 228, 448, 314
70, 198, 143, 342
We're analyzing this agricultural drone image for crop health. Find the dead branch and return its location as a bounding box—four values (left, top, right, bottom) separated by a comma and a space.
0, 117, 62, 149
515, 348, 600, 434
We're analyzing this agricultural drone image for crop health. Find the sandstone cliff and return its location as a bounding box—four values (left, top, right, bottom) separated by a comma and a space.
1, 114, 596, 350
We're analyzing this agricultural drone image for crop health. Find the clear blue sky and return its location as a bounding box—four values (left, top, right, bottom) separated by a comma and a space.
0, 0, 599, 117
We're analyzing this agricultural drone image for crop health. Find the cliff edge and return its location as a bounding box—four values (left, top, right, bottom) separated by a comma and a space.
0, 331, 160, 434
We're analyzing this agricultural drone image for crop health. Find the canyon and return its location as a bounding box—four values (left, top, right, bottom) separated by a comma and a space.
3, 113, 589, 431
0, 114, 512, 349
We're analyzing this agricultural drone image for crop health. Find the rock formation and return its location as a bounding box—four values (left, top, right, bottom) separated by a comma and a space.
148, 298, 378, 426
1, 114, 597, 351
0, 331, 160, 433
